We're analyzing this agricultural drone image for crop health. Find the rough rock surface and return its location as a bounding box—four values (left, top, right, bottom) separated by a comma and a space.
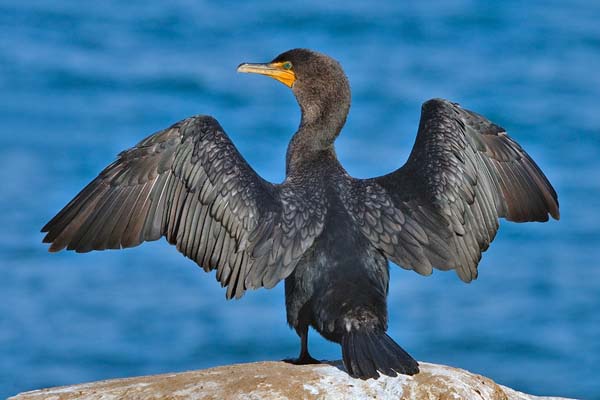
10, 361, 572, 400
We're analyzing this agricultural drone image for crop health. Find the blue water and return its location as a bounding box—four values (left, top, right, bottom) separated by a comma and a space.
1, 1, 599, 398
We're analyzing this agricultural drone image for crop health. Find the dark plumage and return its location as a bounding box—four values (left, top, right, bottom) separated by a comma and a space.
42, 48, 559, 379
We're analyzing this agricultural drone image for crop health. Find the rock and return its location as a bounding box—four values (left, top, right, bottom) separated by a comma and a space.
9, 361, 572, 400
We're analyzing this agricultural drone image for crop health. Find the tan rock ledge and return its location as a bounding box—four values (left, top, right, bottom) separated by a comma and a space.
10, 361, 573, 400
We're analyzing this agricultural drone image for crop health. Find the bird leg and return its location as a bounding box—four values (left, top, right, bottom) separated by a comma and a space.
284, 325, 320, 365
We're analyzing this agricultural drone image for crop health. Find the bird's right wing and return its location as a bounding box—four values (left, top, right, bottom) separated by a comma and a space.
341, 99, 559, 282
42, 116, 325, 299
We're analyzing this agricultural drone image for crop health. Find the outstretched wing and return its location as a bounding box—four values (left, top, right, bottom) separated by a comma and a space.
342, 98, 559, 282
42, 116, 324, 298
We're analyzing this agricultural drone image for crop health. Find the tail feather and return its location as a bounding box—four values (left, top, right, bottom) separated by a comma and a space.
341, 330, 419, 379
351, 333, 378, 378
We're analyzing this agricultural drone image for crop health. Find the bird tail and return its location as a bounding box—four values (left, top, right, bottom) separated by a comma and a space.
341, 330, 419, 379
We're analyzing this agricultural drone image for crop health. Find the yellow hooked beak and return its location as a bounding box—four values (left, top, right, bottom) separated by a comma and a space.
237, 62, 296, 88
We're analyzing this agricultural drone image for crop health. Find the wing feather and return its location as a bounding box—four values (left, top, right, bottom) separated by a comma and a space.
42, 116, 325, 298
342, 99, 559, 282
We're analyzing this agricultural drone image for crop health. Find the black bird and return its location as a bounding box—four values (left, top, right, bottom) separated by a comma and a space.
42, 49, 560, 379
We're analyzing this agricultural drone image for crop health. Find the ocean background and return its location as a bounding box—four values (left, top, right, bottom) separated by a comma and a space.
1, 1, 599, 398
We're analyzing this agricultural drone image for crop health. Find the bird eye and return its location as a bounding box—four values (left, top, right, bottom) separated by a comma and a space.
283, 62, 293, 70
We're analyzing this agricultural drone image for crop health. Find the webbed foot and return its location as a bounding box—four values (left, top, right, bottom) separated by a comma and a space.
284, 354, 321, 365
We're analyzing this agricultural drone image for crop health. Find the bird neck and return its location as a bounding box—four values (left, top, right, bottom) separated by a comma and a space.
286, 79, 351, 176
286, 117, 345, 176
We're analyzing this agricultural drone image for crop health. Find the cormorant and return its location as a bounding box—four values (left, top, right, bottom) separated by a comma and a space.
42, 48, 560, 379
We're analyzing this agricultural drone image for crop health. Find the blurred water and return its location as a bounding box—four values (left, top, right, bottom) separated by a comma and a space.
1, 1, 599, 398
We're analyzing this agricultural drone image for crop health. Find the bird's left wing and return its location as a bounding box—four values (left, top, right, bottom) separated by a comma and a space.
42, 116, 324, 298
340, 99, 559, 282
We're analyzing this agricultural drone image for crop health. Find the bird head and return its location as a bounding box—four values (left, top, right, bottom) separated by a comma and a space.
238, 48, 351, 131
